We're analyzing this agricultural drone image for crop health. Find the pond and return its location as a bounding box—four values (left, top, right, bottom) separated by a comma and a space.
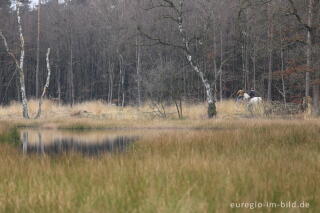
16, 127, 225, 156
19, 128, 138, 156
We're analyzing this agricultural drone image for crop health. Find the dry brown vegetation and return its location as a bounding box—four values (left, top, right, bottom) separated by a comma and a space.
0, 99, 247, 121
0, 101, 319, 212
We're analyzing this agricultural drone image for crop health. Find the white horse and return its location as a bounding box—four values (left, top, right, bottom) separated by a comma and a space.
247, 96, 263, 114
237, 93, 263, 112
240, 92, 263, 113
249, 97, 262, 104
243, 93, 262, 104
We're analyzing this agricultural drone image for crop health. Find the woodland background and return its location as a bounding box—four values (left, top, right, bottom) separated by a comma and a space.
0, 0, 319, 110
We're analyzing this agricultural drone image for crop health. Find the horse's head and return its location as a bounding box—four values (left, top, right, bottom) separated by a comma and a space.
243, 93, 250, 100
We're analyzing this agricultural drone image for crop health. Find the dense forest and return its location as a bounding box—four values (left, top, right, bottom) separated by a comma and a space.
0, 0, 319, 116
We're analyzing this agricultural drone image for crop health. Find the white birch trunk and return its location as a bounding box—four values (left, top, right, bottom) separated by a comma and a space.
0, 2, 29, 119
17, 3, 29, 119
177, 1, 216, 117
35, 48, 51, 119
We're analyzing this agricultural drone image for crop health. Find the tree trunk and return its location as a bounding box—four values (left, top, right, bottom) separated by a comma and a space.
308, 0, 319, 115
176, 1, 216, 117
56, 49, 61, 105
219, 29, 223, 102
35, 48, 51, 119
313, 79, 320, 116
267, 3, 273, 102
308, 0, 319, 116
306, 0, 312, 97
17, 4, 29, 118
136, 35, 142, 106
280, 19, 287, 108
252, 45, 256, 90
69, 34, 74, 106
213, 24, 218, 101
22, 131, 28, 154
108, 60, 114, 104
68, 0, 74, 106
281, 47, 287, 109
0, 3, 30, 118
242, 45, 246, 90
117, 54, 122, 106
120, 55, 125, 107
35, 0, 41, 99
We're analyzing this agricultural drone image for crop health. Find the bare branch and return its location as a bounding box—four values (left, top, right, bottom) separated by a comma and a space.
161, 15, 180, 23
287, 0, 312, 32
138, 26, 186, 51
0, 31, 21, 69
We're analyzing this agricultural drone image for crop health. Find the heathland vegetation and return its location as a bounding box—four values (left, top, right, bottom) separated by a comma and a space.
0, 100, 319, 212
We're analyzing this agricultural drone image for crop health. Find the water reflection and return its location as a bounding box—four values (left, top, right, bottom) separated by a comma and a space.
20, 129, 137, 156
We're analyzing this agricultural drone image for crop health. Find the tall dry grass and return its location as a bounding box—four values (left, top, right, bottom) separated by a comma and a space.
0, 99, 248, 121
0, 120, 320, 212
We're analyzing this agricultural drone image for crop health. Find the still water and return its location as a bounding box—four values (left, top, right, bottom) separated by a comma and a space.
19, 129, 138, 156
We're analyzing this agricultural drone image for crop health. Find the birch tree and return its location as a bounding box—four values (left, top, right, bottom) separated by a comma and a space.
0, 1, 29, 118
35, 48, 51, 119
0, 1, 53, 119
141, 0, 216, 117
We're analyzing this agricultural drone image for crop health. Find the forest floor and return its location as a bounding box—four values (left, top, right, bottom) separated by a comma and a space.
0, 100, 319, 212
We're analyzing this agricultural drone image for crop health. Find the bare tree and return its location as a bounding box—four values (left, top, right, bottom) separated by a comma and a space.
141, 0, 216, 117
35, 0, 41, 98
287, 0, 320, 115
267, 2, 274, 102
35, 48, 52, 119
136, 36, 142, 106
0, 1, 29, 118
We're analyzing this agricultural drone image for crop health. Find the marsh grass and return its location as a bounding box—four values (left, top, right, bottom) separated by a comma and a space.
0, 99, 248, 121
0, 120, 320, 212
0, 100, 252, 131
